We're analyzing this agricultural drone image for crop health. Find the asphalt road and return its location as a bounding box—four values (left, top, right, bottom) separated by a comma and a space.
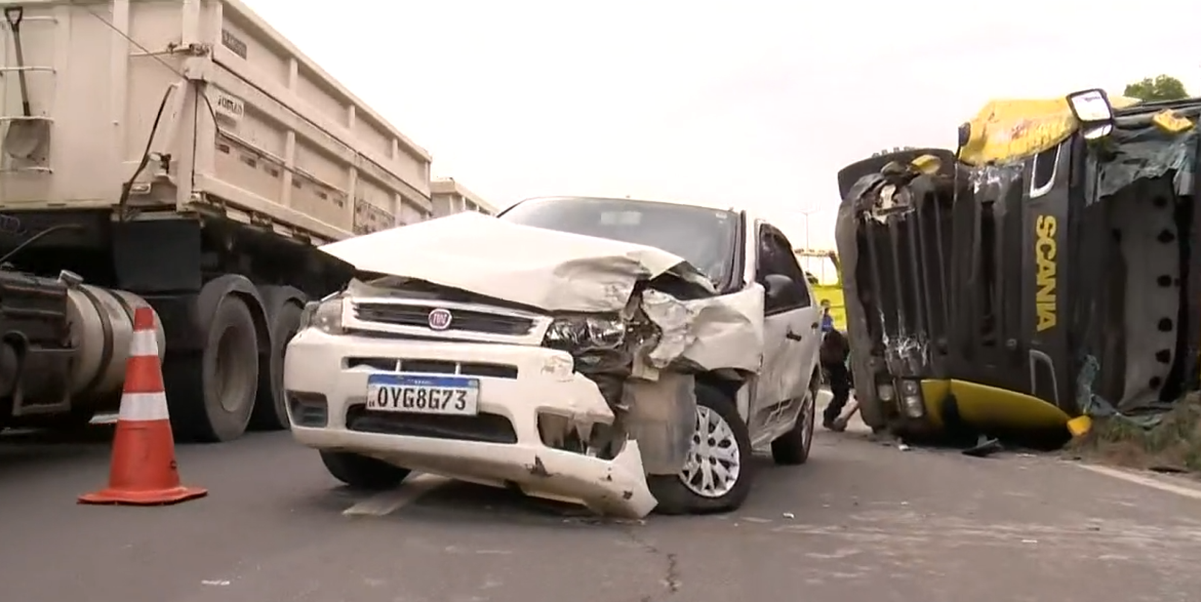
3, 414, 1201, 602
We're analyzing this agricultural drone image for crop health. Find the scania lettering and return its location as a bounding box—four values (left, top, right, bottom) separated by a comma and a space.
1035, 215, 1058, 332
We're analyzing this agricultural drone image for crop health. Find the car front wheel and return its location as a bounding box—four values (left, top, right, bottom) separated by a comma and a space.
648, 383, 754, 515
320, 451, 411, 490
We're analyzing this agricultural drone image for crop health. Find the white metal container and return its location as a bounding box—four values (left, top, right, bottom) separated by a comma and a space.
0, 0, 432, 244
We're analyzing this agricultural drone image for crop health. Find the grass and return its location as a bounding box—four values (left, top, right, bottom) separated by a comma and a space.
1068, 394, 1201, 475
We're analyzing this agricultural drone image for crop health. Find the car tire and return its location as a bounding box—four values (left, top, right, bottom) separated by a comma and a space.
320, 451, 411, 490
647, 383, 754, 515
770, 378, 818, 465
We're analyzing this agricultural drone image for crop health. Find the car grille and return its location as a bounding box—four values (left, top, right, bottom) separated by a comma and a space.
345, 357, 519, 379
354, 302, 535, 336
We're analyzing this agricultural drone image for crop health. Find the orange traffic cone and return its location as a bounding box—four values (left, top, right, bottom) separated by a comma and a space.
79, 306, 207, 505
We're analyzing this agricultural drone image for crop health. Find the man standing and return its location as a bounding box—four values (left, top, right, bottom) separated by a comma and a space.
819, 301, 852, 432
819, 298, 836, 334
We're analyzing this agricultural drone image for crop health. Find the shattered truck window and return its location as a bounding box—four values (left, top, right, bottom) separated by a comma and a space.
500, 197, 738, 287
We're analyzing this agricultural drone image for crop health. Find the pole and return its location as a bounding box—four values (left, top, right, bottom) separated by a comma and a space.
796, 209, 817, 280
799, 209, 818, 250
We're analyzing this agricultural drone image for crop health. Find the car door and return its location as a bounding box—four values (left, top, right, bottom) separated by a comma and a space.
749, 224, 820, 441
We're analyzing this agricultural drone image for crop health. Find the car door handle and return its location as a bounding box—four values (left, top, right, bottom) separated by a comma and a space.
785, 329, 803, 341
811, 322, 819, 329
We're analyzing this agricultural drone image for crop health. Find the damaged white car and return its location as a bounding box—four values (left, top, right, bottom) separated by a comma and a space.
284, 196, 823, 518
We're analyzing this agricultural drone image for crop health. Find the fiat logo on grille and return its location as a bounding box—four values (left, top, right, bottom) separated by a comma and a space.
427, 308, 453, 331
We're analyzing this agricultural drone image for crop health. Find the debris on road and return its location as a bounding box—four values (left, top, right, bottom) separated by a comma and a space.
1068, 394, 1201, 475
962, 435, 1003, 458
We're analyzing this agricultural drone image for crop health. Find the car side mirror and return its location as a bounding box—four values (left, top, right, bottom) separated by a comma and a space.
764, 274, 801, 304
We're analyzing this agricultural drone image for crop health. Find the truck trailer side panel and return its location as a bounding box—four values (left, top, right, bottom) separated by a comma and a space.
0, 0, 435, 442
0, 0, 432, 242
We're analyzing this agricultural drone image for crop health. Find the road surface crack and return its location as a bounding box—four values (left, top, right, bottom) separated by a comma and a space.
624, 528, 680, 600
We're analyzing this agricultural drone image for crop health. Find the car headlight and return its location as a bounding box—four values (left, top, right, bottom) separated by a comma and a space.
898, 379, 924, 418
299, 296, 345, 335
543, 315, 626, 352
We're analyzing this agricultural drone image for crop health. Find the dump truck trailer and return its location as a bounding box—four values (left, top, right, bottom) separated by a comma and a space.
0, 0, 432, 441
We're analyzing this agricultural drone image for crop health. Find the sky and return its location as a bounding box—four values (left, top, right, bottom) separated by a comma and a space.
244, 0, 1201, 265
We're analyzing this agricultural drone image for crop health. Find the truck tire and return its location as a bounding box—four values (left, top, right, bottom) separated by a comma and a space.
320, 451, 410, 490
250, 300, 304, 431
647, 383, 754, 515
172, 295, 259, 442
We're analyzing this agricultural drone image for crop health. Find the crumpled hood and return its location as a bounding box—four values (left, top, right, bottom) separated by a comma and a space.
319, 212, 710, 312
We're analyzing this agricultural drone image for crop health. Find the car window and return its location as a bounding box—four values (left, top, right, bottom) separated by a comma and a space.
757, 227, 812, 311
499, 197, 739, 288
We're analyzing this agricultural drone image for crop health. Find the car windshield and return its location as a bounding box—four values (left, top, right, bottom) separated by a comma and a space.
499, 197, 739, 287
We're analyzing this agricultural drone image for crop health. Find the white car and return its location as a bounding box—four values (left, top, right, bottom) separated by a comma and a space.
285, 196, 823, 517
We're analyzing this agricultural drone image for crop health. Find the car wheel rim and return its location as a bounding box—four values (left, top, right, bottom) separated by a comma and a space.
801, 390, 814, 450
679, 405, 742, 498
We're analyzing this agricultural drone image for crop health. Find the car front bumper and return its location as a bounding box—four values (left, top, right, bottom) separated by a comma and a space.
283, 329, 657, 518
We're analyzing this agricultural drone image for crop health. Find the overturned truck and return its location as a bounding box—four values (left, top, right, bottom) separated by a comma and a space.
836, 91, 1201, 443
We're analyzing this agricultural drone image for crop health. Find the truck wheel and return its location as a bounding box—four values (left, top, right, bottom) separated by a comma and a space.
179, 295, 259, 442
647, 383, 754, 515
250, 300, 303, 431
770, 378, 818, 465
320, 451, 410, 490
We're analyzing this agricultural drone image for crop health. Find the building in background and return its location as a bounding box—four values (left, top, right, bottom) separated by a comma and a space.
430, 178, 496, 217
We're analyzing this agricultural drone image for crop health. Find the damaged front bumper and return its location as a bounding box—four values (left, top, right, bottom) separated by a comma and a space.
284, 329, 658, 518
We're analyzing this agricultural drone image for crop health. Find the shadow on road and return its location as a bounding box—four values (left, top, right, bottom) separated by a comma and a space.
0, 424, 117, 477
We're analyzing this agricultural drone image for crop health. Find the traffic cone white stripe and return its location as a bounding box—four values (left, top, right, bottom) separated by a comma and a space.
128, 328, 158, 357
117, 392, 171, 421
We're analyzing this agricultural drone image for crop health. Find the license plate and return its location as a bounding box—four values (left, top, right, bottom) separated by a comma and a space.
365, 374, 479, 415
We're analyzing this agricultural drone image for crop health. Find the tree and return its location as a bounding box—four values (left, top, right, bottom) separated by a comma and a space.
1123, 75, 1189, 102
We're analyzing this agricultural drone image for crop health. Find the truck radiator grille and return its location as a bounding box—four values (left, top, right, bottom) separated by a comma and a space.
354, 303, 535, 336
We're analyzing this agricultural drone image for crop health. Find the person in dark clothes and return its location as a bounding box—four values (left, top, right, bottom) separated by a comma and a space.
820, 315, 852, 432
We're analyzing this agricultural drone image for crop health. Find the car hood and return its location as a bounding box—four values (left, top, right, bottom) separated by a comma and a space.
319, 212, 713, 312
